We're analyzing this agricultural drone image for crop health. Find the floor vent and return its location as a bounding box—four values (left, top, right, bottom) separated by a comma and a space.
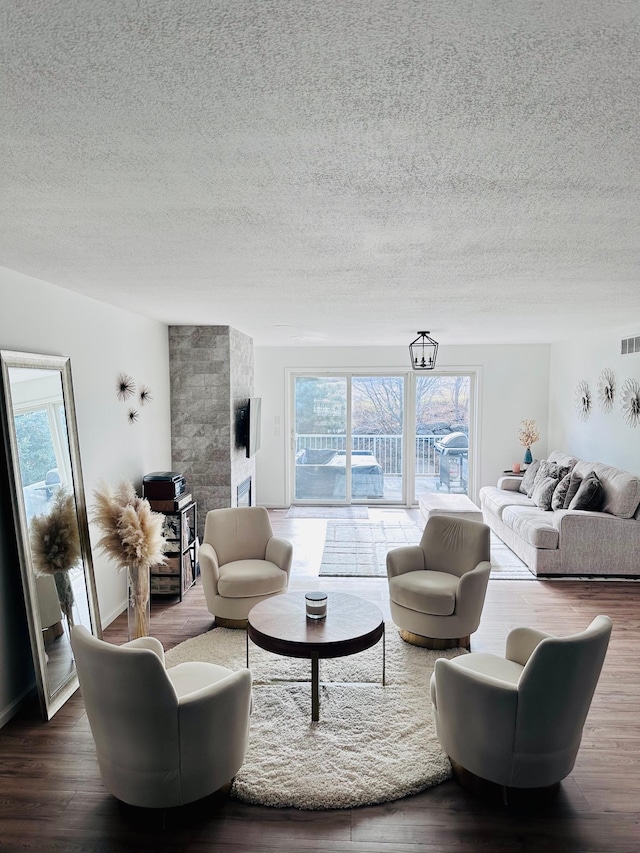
621, 335, 640, 355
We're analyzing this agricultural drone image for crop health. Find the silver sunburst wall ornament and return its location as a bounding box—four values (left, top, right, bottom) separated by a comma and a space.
127, 409, 139, 425
621, 378, 640, 428
597, 368, 616, 413
116, 373, 135, 401
575, 380, 592, 421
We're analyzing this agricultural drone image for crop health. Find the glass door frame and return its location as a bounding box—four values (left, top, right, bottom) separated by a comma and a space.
286, 367, 480, 507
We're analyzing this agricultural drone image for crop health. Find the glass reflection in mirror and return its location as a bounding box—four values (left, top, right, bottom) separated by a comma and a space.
0, 351, 101, 720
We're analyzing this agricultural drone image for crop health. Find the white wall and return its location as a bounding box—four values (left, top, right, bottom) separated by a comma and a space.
548, 325, 640, 474
254, 343, 550, 507
0, 266, 172, 719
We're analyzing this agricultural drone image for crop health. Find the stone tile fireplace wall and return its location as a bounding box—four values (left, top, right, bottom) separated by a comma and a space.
169, 325, 254, 540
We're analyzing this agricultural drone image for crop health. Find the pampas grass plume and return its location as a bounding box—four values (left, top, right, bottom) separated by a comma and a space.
30, 488, 81, 576
92, 480, 166, 571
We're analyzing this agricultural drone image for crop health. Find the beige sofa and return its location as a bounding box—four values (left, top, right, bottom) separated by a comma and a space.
479, 451, 640, 576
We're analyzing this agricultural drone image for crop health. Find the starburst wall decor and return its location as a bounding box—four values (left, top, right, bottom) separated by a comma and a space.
139, 385, 153, 406
116, 373, 135, 401
115, 374, 154, 424
621, 378, 640, 428
597, 368, 616, 413
575, 380, 592, 421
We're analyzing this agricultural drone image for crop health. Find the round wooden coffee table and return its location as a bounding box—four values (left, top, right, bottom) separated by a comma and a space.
247, 592, 385, 721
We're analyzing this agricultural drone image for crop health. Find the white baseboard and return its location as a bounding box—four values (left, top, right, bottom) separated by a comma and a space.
99, 599, 127, 630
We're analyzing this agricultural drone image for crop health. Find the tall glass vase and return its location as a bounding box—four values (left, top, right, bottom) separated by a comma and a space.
53, 570, 76, 629
127, 564, 150, 640
523, 446, 533, 465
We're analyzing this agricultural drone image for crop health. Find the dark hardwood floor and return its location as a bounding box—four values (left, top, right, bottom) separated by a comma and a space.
1, 508, 639, 852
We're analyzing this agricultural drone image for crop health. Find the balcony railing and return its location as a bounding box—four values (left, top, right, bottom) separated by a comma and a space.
295, 434, 442, 475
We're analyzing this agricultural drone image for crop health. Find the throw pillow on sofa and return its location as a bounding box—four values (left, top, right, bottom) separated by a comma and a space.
563, 470, 583, 508
551, 472, 572, 510
568, 471, 604, 511
534, 460, 571, 486
526, 459, 561, 500
532, 475, 559, 510
519, 460, 541, 496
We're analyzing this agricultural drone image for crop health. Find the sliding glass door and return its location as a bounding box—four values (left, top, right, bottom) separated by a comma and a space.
414, 375, 471, 502
293, 374, 404, 503
291, 371, 473, 505
351, 376, 404, 501
293, 376, 348, 502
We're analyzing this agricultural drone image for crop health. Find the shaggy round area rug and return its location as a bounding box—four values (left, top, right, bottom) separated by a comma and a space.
165, 625, 466, 810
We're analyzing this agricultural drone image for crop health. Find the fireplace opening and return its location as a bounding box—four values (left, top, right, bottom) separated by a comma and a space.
237, 477, 252, 508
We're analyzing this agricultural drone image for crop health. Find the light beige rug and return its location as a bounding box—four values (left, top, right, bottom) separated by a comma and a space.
319, 521, 535, 580
319, 519, 423, 577
165, 625, 466, 810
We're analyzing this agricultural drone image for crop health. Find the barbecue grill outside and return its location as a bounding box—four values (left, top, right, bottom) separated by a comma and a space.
434, 432, 469, 491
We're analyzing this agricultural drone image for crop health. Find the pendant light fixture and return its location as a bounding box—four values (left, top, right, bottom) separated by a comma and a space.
409, 331, 438, 370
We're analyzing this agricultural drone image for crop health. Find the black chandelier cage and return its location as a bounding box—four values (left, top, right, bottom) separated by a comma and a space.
409, 331, 439, 370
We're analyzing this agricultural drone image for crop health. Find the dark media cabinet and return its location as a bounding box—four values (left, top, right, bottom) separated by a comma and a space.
142, 472, 199, 600
150, 500, 198, 600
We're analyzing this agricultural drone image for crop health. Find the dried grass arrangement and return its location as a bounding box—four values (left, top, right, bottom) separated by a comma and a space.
91, 480, 166, 638
29, 488, 81, 627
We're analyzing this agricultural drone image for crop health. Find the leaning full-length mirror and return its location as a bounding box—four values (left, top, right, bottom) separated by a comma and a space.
0, 350, 101, 720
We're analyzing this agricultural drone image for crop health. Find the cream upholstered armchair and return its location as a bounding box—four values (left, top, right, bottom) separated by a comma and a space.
386, 515, 491, 649
71, 625, 252, 809
430, 615, 612, 803
199, 506, 292, 628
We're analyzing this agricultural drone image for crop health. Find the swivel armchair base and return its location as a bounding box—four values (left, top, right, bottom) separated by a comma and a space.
450, 760, 560, 808
215, 615, 249, 630
399, 628, 470, 650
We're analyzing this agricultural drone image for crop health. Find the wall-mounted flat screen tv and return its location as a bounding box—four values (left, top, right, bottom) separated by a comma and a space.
246, 397, 262, 458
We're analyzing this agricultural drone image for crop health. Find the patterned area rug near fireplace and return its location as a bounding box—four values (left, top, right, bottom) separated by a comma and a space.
319, 521, 535, 580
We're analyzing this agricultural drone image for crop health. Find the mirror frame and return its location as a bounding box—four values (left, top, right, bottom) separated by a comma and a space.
0, 350, 102, 720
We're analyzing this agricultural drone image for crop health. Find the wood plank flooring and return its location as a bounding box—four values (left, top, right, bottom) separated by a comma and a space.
1, 508, 639, 852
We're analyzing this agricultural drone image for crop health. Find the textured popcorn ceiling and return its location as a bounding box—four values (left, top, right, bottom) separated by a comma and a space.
1, 1, 639, 346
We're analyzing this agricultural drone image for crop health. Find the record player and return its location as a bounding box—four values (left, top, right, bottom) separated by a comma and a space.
142, 471, 187, 500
